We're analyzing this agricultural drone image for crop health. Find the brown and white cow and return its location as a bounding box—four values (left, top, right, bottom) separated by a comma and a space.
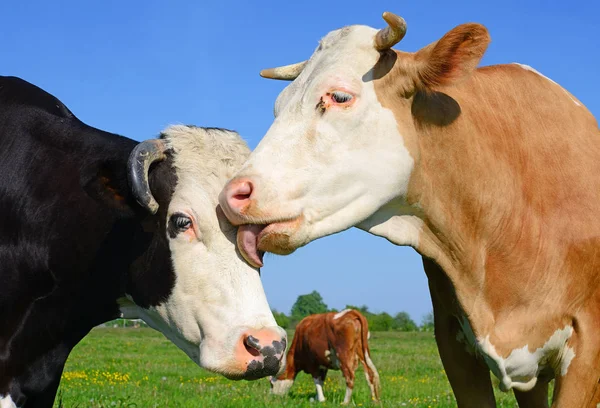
220, 12, 600, 407
270, 309, 380, 404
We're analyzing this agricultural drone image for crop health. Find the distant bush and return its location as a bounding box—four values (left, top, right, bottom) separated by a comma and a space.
290, 291, 328, 320
345, 305, 418, 332
272, 310, 291, 329
420, 312, 435, 332
393, 312, 419, 332
273, 291, 423, 332
368, 312, 392, 331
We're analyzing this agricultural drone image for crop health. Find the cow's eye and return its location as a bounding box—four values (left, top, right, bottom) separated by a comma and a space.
170, 213, 192, 231
331, 91, 353, 104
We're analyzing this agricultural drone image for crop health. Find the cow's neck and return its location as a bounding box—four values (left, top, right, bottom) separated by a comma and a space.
0, 157, 152, 405
0, 214, 153, 406
372, 65, 600, 352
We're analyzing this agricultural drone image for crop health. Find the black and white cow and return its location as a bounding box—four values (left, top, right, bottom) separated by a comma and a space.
0, 76, 286, 408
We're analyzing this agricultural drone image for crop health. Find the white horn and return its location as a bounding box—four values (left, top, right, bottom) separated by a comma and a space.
260, 61, 307, 81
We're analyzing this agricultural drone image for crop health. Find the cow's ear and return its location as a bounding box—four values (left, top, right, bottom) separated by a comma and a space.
414, 23, 490, 88
82, 160, 136, 217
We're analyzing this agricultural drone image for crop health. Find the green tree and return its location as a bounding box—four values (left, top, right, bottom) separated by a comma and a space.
272, 310, 290, 329
421, 311, 435, 332
290, 291, 328, 320
368, 312, 394, 331
393, 312, 418, 332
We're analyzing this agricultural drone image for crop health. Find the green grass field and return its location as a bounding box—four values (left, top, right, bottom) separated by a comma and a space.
54, 328, 535, 407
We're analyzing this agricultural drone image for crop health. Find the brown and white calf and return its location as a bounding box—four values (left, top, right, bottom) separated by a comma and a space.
220, 12, 600, 408
271, 309, 380, 404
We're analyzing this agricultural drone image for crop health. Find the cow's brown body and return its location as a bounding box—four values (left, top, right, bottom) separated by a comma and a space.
271, 309, 380, 404
220, 12, 600, 407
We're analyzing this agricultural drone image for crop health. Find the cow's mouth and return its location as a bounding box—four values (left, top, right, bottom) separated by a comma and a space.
237, 217, 303, 267
237, 224, 267, 268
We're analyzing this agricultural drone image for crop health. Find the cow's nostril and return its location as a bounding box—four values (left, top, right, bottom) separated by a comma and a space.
231, 181, 253, 202
220, 179, 256, 222
233, 193, 250, 201
245, 345, 260, 357
244, 335, 261, 357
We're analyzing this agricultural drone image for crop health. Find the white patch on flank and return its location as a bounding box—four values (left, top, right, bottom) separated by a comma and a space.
271, 379, 294, 395
327, 347, 340, 369
0, 395, 17, 408
313, 377, 326, 402
334, 309, 351, 320
477, 325, 575, 392
514, 63, 581, 106
343, 386, 353, 405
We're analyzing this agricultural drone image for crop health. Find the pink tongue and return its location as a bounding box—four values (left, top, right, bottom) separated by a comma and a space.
237, 224, 266, 268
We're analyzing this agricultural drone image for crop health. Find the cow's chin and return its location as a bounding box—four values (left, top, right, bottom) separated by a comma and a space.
163, 334, 256, 380
237, 216, 307, 266
200, 363, 247, 381
258, 224, 302, 255
207, 364, 251, 381
197, 341, 248, 380
258, 216, 308, 253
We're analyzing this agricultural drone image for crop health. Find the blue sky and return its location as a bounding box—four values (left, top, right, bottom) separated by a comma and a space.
2, 1, 598, 322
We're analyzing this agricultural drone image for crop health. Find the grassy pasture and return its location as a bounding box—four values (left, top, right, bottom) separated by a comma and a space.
54, 328, 536, 407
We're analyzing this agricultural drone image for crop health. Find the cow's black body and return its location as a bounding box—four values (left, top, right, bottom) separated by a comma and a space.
0, 76, 175, 407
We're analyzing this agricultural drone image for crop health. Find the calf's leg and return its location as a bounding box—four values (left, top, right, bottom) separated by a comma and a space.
360, 356, 380, 402
313, 369, 327, 403
340, 358, 358, 405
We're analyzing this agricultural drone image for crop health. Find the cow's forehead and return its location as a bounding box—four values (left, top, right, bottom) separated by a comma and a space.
306, 25, 379, 80
275, 25, 380, 113
160, 126, 250, 232
163, 125, 250, 196
318, 25, 378, 52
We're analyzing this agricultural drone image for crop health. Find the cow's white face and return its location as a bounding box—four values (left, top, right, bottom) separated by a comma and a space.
219, 14, 489, 265
219, 25, 413, 264
121, 126, 286, 380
